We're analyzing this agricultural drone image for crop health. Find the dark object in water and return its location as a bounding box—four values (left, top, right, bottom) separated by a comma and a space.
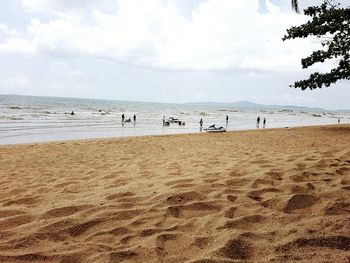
71, 111, 75, 116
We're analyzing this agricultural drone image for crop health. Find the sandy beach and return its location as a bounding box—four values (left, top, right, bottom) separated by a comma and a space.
0, 124, 349, 262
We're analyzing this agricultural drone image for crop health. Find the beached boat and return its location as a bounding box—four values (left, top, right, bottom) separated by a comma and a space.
203, 125, 226, 133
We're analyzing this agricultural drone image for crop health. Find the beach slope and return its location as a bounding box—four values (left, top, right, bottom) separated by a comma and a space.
0, 125, 349, 262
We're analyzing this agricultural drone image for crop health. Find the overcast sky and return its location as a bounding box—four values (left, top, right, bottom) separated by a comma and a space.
0, 0, 349, 109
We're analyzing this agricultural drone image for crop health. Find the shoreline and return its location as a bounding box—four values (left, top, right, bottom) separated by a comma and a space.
0, 122, 346, 146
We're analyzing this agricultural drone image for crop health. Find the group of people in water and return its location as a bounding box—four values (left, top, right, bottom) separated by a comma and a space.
256, 116, 267, 128
74, 111, 341, 129
120, 113, 268, 130
121, 113, 137, 126
200, 115, 267, 130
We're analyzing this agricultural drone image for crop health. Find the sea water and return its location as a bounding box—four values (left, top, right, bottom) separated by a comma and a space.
0, 94, 348, 144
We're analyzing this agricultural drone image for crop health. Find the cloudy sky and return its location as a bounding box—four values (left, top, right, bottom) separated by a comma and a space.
0, 0, 349, 109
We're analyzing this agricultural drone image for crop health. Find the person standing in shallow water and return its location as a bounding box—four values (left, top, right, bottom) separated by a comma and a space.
256, 116, 260, 128
263, 118, 266, 128
133, 114, 136, 122
121, 113, 125, 125
226, 115, 229, 126
199, 118, 203, 132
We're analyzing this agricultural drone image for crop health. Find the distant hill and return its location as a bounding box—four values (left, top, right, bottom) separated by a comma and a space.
185, 101, 324, 111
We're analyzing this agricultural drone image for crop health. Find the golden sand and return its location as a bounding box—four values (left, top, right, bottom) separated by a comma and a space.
0, 125, 349, 262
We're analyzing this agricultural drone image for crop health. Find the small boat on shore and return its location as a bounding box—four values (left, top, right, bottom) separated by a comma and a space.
203, 125, 226, 133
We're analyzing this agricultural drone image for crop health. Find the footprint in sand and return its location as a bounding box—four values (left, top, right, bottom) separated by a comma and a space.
192, 236, 212, 249
224, 207, 237, 218
218, 239, 254, 260
324, 202, 350, 215
109, 250, 138, 262
247, 188, 280, 202
289, 172, 311, 183
290, 184, 310, 194
336, 167, 350, 175
66, 219, 104, 237
166, 191, 204, 205
226, 195, 237, 203
266, 171, 283, 181
283, 194, 319, 213
156, 233, 192, 259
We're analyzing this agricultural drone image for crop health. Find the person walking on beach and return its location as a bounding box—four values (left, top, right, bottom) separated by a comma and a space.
263, 118, 266, 128
256, 116, 260, 128
338, 118, 340, 124
199, 118, 203, 132
226, 115, 229, 125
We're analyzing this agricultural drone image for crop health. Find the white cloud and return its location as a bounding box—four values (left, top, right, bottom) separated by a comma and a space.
6, 0, 317, 72
0, 37, 36, 53
21, 0, 115, 15
0, 23, 19, 36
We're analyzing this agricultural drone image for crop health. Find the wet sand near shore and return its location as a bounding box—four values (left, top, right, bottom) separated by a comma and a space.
0, 125, 349, 262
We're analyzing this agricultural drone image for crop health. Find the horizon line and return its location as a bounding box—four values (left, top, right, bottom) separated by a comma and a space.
1, 93, 350, 111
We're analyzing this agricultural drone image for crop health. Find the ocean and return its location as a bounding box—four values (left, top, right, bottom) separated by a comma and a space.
0, 94, 348, 144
